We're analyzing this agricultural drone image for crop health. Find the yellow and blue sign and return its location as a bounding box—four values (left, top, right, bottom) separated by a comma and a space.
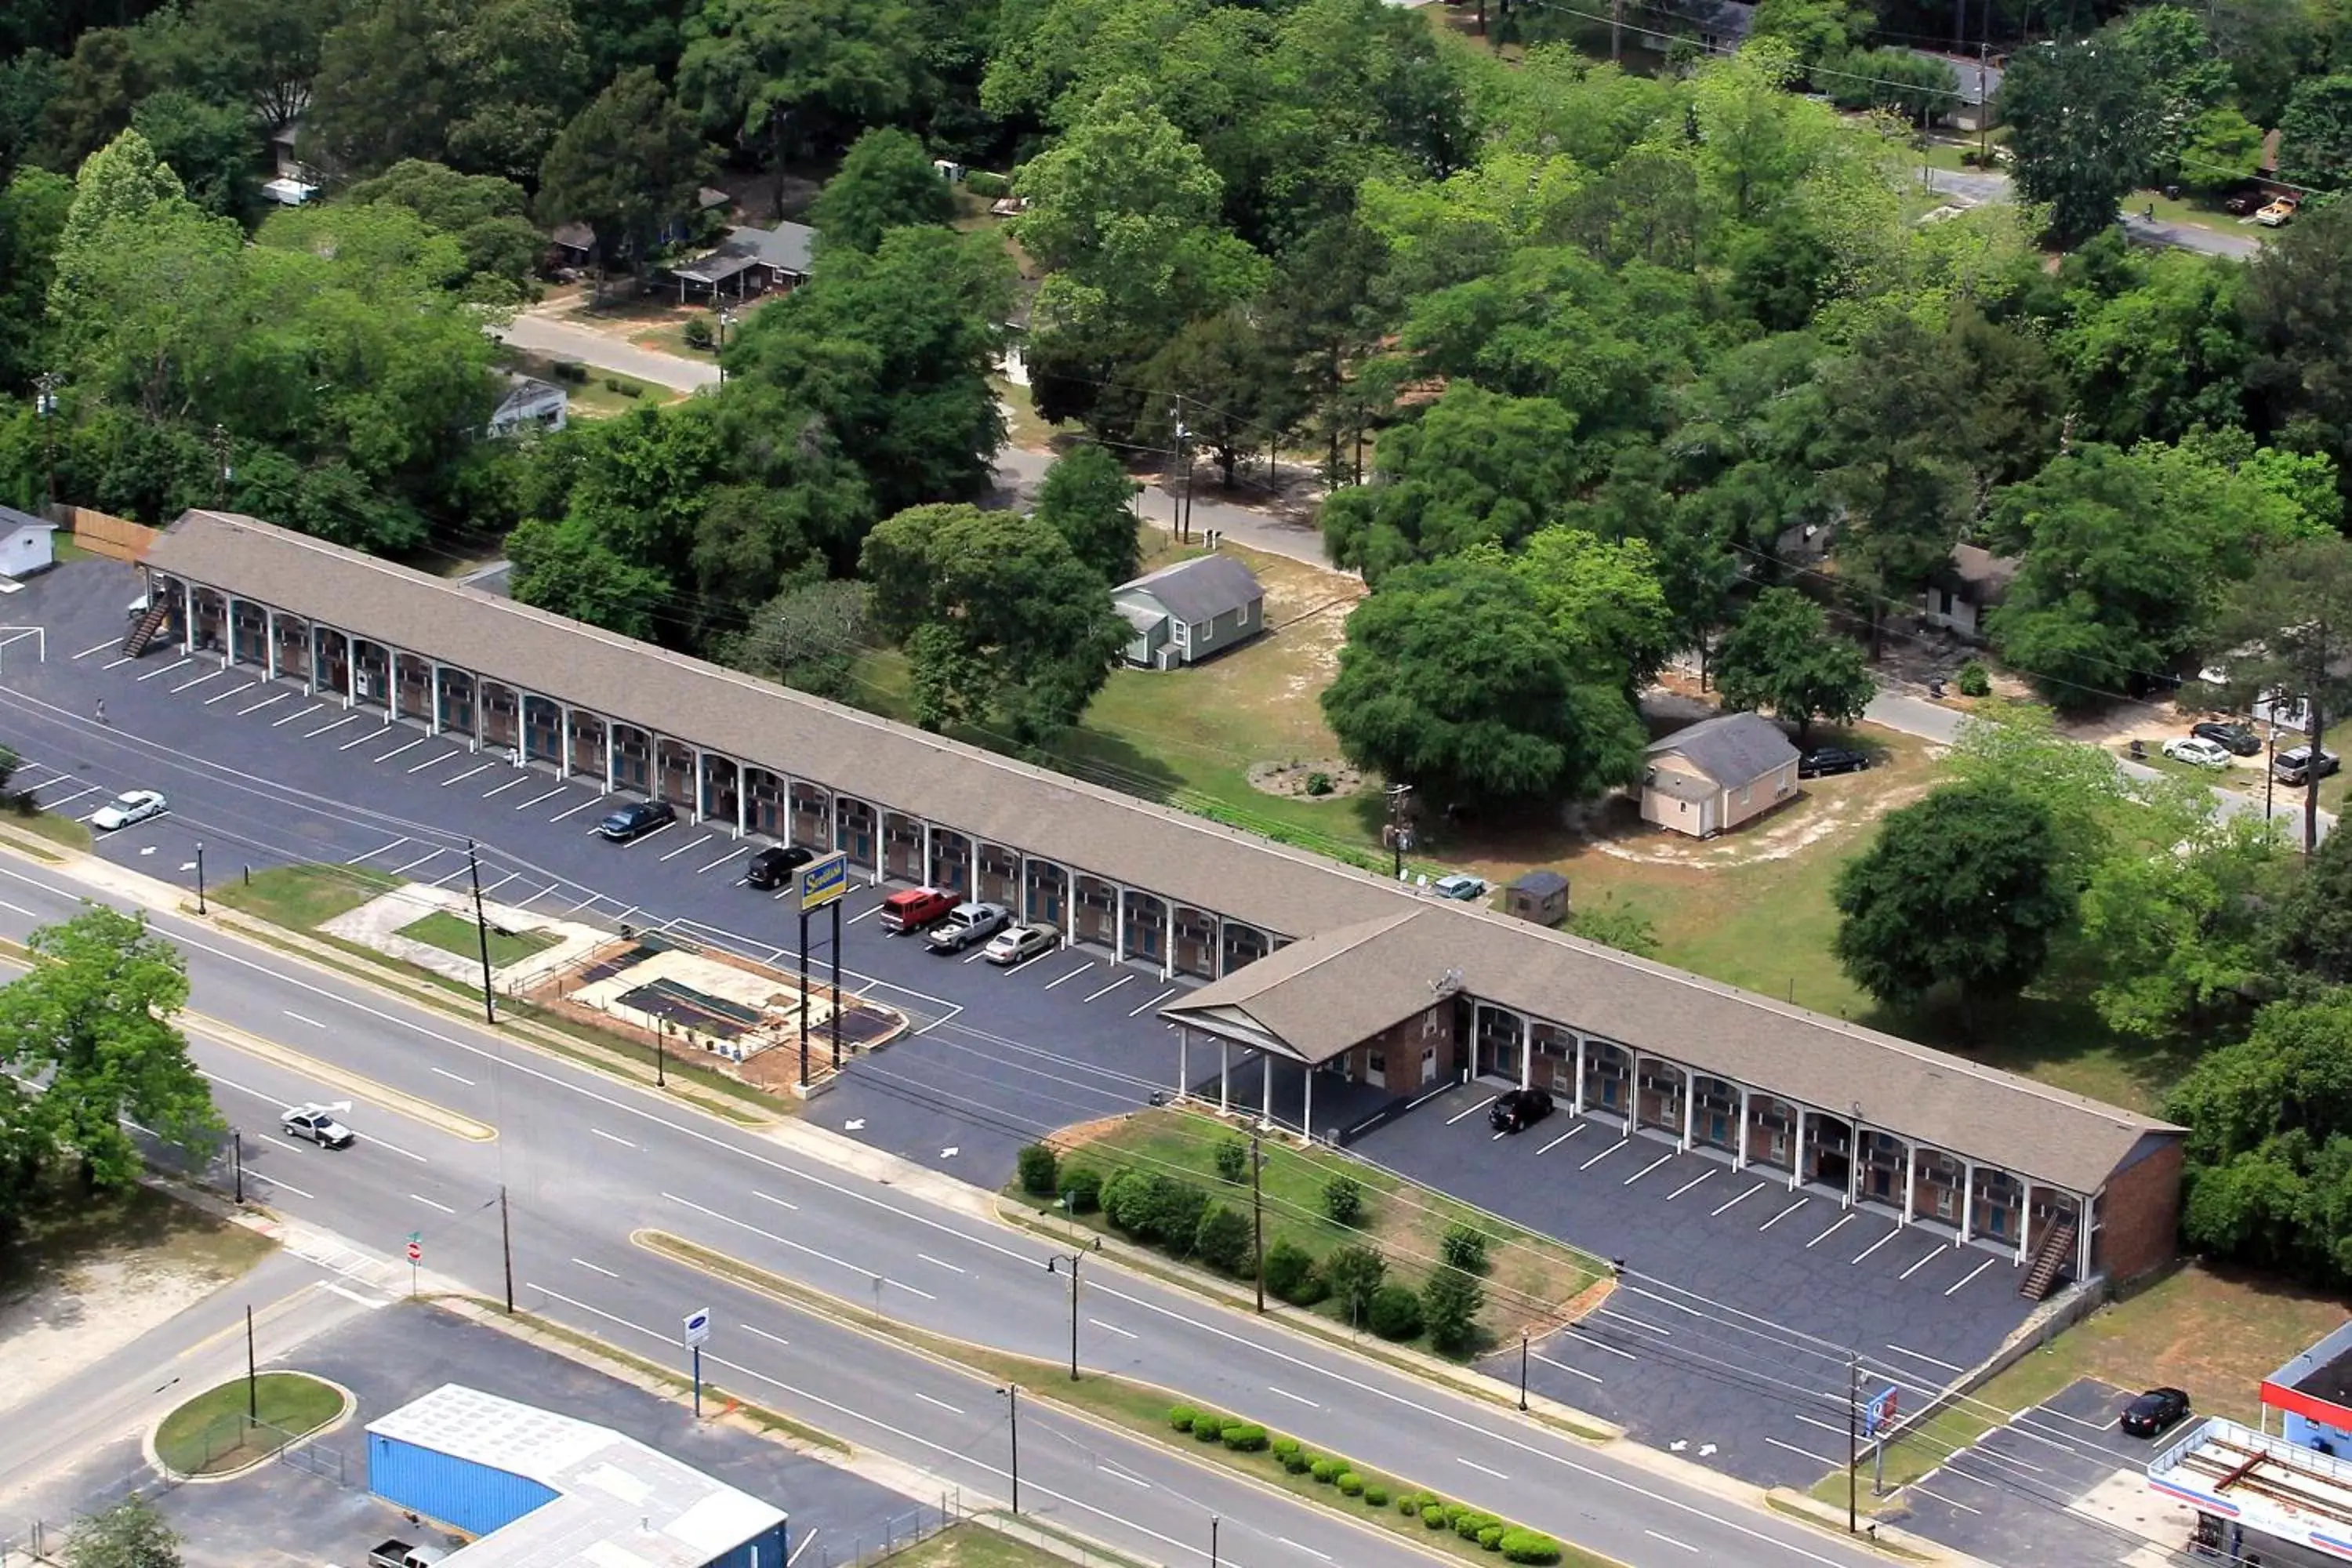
797, 849, 850, 913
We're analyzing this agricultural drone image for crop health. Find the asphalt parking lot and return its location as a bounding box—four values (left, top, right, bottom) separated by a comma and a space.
1372, 1083, 2041, 1487
0, 561, 1197, 1185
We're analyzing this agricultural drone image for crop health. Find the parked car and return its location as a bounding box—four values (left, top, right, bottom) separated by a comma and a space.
2161, 736, 2234, 769
368, 1541, 448, 1568
926, 901, 1010, 953
2259, 196, 2300, 227
745, 844, 816, 889
1432, 874, 1489, 901
879, 887, 957, 934
281, 1104, 355, 1149
2190, 720, 2263, 757
594, 800, 675, 841
2274, 745, 2343, 786
984, 922, 1060, 967
1488, 1087, 1555, 1134
89, 789, 167, 831
1797, 747, 1871, 779
2121, 1387, 2191, 1438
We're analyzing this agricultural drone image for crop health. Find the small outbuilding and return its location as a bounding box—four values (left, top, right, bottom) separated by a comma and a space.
1505, 869, 1570, 927
1114, 554, 1265, 669
1922, 543, 2020, 642
1640, 711, 1799, 839
0, 504, 56, 578
485, 375, 568, 439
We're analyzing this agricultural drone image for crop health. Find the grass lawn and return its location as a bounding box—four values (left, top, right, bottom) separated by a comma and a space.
877, 1525, 1084, 1568
211, 862, 398, 931
993, 376, 1073, 452
1033, 1108, 1607, 1348
10, 808, 91, 853
495, 347, 684, 418
397, 909, 557, 968
155, 1371, 343, 1474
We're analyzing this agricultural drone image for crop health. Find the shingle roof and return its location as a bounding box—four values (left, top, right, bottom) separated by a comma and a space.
147, 510, 2176, 1196
0, 503, 54, 536
1116, 554, 1262, 625
1646, 711, 1797, 788
1511, 869, 1570, 897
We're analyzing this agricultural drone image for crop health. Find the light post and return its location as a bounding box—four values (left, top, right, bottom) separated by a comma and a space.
2267, 722, 2278, 822
1210, 1515, 1219, 1567
1519, 1330, 1530, 1412
1047, 1247, 1091, 1381
996, 1385, 1021, 1514
716, 307, 735, 385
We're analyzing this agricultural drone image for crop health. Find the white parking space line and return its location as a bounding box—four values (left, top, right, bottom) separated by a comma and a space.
337, 728, 381, 751
846, 903, 882, 925
697, 848, 739, 874
169, 669, 224, 694
1043, 961, 1094, 989
1907, 1483, 1983, 1516
101, 655, 135, 670
374, 736, 428, 764
45, 786, 98, 811
237, 691, 288, 717
426, 863, 470, 889
349, 836, 407, 865
1664, 1169, 1712, 1200
387, 850, 445, 877
441, 762, 493, 788
412, 1193, 456, 1214
1898, 1246, 1944, 1280
960, 946, 990, 965
1759, 1197, 1809, 1232
1577, 1138, 1627, 1171
1764, 1436, 1839, 1466
1127, 986, 1176, 1018
1851, 1229, 1905, 1265
659, 835, 712, 862
1536, 1125, 1585, 1154
1711, 1181, 1768, 1216
1944, 1256, 1998, 1296
1531, 1351, 1602, 1385
1806, 1213, 1857, 1248
1621, 1152, 1675, 1186
1883, 1342, 1969, 1374
515, 786, 566, 811
407, 750, 457, 774
1081, 974, 1134, 1003
71, 639, 116, 660
202, 680, 257, 705
276, 704, 326, 728
1446, 1095, 1499, 1126
551, 797, 602, 822
137, 656, 192, 682
565, 889, 606, 913
482, 775, 532, 800
480, 871, 520, 898
1566, 1327, 1639, 1361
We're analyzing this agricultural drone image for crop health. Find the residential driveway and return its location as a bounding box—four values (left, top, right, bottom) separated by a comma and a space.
495, 312, 717, 391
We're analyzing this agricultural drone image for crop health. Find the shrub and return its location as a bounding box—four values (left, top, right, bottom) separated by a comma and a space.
1194, 1203, 1255, 1276
1323, 1174, 1366, 1226
1337, 1472, 1364, 1497
1221, 1422, 1269, 1452
1167, 1405, 1200, 1433
1422, 1264, 1486, 1355
1262, 1240, 1320, 1304
1100, 1171, 1144, 1234
1017, 1143, 1060, 1196
1367, 1283, 1424, 1341
1455, 1511, 1501, 1541
1193, 1414, 1228, 1443
1479, 1524, 1506, 1550
1442, 1504, 1468, 1528
1363, 1484, 1390, 1508
1154, 1177, 1211, 1256
1282, 1447, 1313, 1474
615, 380, 644, 397
1958, 659, 1991, 697
1440, 1222, 1491, 1274
1305, 770, 1334, 796
1323, 1244, 1386, 1328
1309, 1457, 1342, 1484
965, 169, 1010, 198
603, 375, 622, 391
1271, 1436, 1301, 1461
1421, 1505, 1446, 1529
1499, 1530, 1564, 1565
1396, 1493, 1425, 1515
1215, 1138, 1247, 1182
1059, 1166, 1102, 1214
682, 316, 715, 350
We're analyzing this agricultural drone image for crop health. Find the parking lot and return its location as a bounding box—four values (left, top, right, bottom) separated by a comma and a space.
1369, 1083, 2044, 1486
0, 561, 1200, 1184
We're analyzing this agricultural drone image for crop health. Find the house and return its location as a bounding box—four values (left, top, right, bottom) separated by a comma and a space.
664, 222, 815, 303
551, 189, 731, 270
1922, 544, 2020, 641
1504, 869, 1570, 927
485, 375, 568, 438
1114, 554, 1265, 669
0, 505, 56, 578
1640, 711, 1799, 838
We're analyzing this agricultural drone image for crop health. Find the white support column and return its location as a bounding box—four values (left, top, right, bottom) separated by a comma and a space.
181, 580, 195, 655
1214, 919, 1228, 978
1178, 1025, 1188, 1103
1846, 1123, 1862, 1211
1903, 1145, 1917, 1224
1572, 1037, 1586, 1116
688, 750, 704, 824
1303, 1066, 1314, 1143
1519, 1018, 1533, 1091
1679, 1073, 1693, 1153
736, 771, 748, 839
2018, 1191, 2032, 1265
1064, 873, 1076, 944
1219, 1040, 1230, 1112
921, 821, 935, 885
305, 626, 318, 697
2077, 1196, 2094, 1281
603, 726, 616, 796
1261, 1048, 1274, 1125
1161, 906, 1174, 982
1734, 1087, 1751, 1171
428, 662, 443, 736
1959, 1160, 1974, 1247
1115, 887, 1128, 963
558, 706, 572, 780
264, 611, 278, 681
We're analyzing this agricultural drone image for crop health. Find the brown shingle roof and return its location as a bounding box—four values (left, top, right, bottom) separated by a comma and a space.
148, 510, 2176, 1196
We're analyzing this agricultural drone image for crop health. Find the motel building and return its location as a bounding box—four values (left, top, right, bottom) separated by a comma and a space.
140, 510, 2187, 1301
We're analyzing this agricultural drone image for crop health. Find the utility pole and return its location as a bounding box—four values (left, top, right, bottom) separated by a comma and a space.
1047, 1250, 1083, 1380
1385, 783, 1414, 880
1210, 1515, 1219, 1567
211, 423, 232, 507
499, 1185, 515, 1313
998, 1385, 1022, 1514
466, 840, 495, 1025
2267, 724, 2277, 822
245, 1305, 258, 1422
1519, 1332, 1530, 1412
1610, 0, 1623, 63
33, 372, 60, 506
1250, 1130, 1265, 1314
231, 1130, 244, 1204
1847, 1354, 1860, 1534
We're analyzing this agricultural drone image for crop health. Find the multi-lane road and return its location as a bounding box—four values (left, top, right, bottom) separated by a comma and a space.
0, 843, 1897, 1568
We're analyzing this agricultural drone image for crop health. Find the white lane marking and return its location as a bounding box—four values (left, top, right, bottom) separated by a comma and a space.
367, 1134, 430, 1165
739, 1323, 789, 1346
916, 1253, 966, 1274
348, 835, 407, 865
913, 1391, 964, 1414
1645, 1531, 1699, 1553
662, 1191, 935, 1300
1759, 1198, 1809, 1232
237, 691, 289, 717
387, 851, 444, 877
1088, 1319, 1138, 1340
515, 786, 566, 811
697, 848, 739, 874
1621, 1152, 1675, 1187
202, 680, 258, 705
1536, 1124, 1585, 1154
572, 1258, 620, 1279
1267, 1385, 1319, 1407
412, 1193, 456, 1214
592, 1128, 636, 1148
1276, 1541, 1331, 1563
71, 639, 116, 660
482, 775, 532, 799
1094, 1464, 1149, 1488
1806, 1213, 1858, 1249
374, 737, 428, 764
283, 1010, 324, 1029
430, 1066, 475, 1086
1578, 1138, 1628, 1171
441, 762, 493, 788
1882, 1342, 1968, 1374
1446, 1095, 1499, 1126
1127, 986, 1177, 1018
753, 1190, 799, 1213
1711, 1181, 1767, 1217
1081, 974, 1134, 1002
1944, 1256, 1998, 1296
138, 656, 191, 682
551, 797, 603, 822
1043, 962, 1094, 990
1531, 1351, 1602, 1385
1457, 1457, 1508, 1481
1665, 1170, 1712, 1200
1851, 1228, 1904, 1264
304, 712, 360, 737
275, 704, 325, 728
660, 835, 712, 862
169, 669, 224, 694
533, 1284, 671, 1341
1898, 1246, 1944, 1280
256, 1171, 314, 1199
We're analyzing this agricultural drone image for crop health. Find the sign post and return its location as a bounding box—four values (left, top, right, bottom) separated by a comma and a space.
1864, 1385, 1899, 1494
684, 1306, 712, 1418
795, 852, 849, 1089
406, 1232, 423, 1299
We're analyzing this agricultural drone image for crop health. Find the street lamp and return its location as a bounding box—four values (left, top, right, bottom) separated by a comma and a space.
996, 1385, 1021, 1515
1210, 1514, 1219, 1567
715, 307, 735, 385
1047, 1245, 1095, 1381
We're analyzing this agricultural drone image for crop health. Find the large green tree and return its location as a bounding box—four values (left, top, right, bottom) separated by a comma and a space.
1997, 35, 2158, 249
2243, 199, 2352, 503
1033, 444, 1142, 589
1712, 588, 1873, 741
808, 126, 954, 256
536, 69, 712, 291
2280, 75, 2352, 192
2210, 535, 2352, 858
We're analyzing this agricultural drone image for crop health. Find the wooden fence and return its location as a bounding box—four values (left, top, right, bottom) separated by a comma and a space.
44, 504, 158, 563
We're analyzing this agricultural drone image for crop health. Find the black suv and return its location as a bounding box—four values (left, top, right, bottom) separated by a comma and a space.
2190, 720, 2262, 757
595, 800, 676, 841
1798, 747, 1871, 779
1488, 1087, 1555, 1134
746, 844, 816, 889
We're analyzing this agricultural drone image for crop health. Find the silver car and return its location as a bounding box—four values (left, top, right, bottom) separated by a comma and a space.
281, 1105, 355, 1149
984, 922, 1059, 967
89, 789, 167, 830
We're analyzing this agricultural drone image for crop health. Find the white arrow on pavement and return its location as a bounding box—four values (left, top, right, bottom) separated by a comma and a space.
179, 861, 198, 872
1699, 1443, 1717, 1457
844, 1118, 866, 1131
139, 846, 154, 855
1669, 1439, 1687, 1452
941, 1146, 959, 1159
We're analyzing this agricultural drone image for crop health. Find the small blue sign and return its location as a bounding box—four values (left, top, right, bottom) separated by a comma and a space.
1864, 1385, 1899, 1438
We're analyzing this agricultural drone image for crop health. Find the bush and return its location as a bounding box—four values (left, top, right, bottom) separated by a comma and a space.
1221, 1422, 1269, 1452
1215, 1138, 1247, 1182
1440, 1222, 1490, 1273
1499, 1530, 1564, 1565
1262, 1240, 1321, 1304
1271, 1436, 1301, 1461
965, 169, 1010, 198
1059, 1166, 1102, 1214
1422, 1264, 1486, 1355
1958, 659, 1991, 697
1167, 1405, 1200, 1433
603, 375, 622, 391
1455, 1512, 1501, 1541
1310, 1457, 1342, 1484
1396, 1493, 1425, 1515
1017, 1143, 1060, 1196
1193, 1414, 1228, 1443
1442, 1504, 1468, 1528
1281, 1447, 1313, 1474
1323, 1174, 1366, 1226
1368, 1283, 1424, 1341
1323, 1245, 1386, 1325
1102, 1171, 1152, 1236
1337, 1472, 1364, 1497
682, 315, 715, 350
1421, 1505, 1446, 1529
1194, 1203, 1254, 1276
615, 380, 644, 397
1152, 1176, 1210, 1256
1363, 1484, 1390, 1508
1305, 770, 1334, 796
1479, 1524, 1506, 1550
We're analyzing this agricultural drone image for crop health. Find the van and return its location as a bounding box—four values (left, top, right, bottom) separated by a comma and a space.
879, 887, 956, 935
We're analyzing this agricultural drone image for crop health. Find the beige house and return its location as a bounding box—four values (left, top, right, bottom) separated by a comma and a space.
1640, 712, 1799, 838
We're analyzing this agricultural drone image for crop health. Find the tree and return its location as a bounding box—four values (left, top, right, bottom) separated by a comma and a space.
2176, 106, 2265, 194
34, 28, 150, 175
2281, 75, 2352, 193
1420, 1263, 1485, 1355
1033, 445, 1141, 589
808, 127, 954, 256
730, 579, 872, 702
2267, 822, 2352, 992
1832, 782, 2075, 1027
46, 129, 192, 334
1320, 1243, 1385, 1330
1997, 36, 2158, 249
306, 0, 588, 180
0, 167, 71, 394
1713, 589, 1873, 741
2211, 536, 2352, 858
128, 91, 260, 223
139, 0, 330, 130
859, 502, 1129, 742
1319, 554, 1646, 808
345, 160, 541, 301
1135, 307, 1310, 488
0, 906, 220, 1191
1504, 528, 1673, 692
2243, 201, 2352, 503
60, 1495, 181, 1568
536, 70, 711, 293
1567, 898, 1659, 958
1749, 0, 1866, 71
506, 514, 675, 642
1824, 49, 1958, 122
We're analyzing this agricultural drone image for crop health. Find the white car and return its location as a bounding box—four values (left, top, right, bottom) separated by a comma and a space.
89, 789, 168, 830
281, 1105, 355, 1149
2161, 736, 2233, 770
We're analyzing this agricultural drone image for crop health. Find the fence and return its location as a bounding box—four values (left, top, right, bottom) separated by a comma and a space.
43, 504, 157, 563
162, 1411, 347, 1485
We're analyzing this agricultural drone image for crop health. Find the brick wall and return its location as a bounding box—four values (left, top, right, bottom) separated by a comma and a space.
1348, 1003, 1457, 1094
2096, 1135, 2183, 1283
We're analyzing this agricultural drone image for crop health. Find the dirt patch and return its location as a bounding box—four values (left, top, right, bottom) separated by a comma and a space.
1246, 759, 1365, 800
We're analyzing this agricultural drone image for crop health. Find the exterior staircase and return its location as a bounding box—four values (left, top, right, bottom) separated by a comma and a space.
120, 598, 169, 658
2019, 1219, 2078, 1301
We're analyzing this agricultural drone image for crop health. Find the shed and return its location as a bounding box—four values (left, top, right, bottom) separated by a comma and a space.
485, 375, 568, 438
0, 505, 56, 578
1922, 544, 2020, 642
1640, 711, 1799, 839
366, 1383, 787, 1568
1504, 869, 1570, 927
1114, 554, 1265, 669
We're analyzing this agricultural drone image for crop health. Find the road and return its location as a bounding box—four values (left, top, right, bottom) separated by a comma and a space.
1918, 165, 2260, 260
0, 848, 1896, 1568
496, 313, 720, 392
